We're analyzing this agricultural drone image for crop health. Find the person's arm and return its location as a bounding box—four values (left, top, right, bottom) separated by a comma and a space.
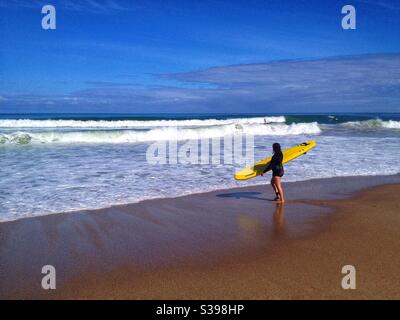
276, 152, 283, 164
263, 154, 277, 173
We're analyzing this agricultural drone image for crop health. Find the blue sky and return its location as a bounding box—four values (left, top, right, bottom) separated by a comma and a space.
1, 0, 400, 113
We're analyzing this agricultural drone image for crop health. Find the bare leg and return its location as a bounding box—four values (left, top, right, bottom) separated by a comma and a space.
273, 176, 285, 203
270, 177, 279, 200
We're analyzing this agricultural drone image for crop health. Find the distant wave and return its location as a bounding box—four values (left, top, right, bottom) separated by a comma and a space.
0, 122, 320, 144
341, 119, 400, 129
0, 116, 285, 129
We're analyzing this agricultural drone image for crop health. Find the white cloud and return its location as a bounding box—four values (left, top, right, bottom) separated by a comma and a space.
2, 54, 400, 113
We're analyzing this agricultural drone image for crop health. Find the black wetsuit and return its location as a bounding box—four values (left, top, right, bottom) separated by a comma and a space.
264, 151, 284, 177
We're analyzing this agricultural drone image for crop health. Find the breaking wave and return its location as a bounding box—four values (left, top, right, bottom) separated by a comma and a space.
0, 122, 321, 144
0, 116, 285, 129
341, 119, 400, 130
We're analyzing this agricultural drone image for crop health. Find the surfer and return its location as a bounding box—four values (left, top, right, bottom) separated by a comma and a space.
262, 143, 285, 202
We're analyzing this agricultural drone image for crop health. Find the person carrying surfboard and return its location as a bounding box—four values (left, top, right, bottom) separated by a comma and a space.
262, 143, 285, 203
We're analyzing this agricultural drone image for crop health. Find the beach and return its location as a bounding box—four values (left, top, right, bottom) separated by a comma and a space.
2, 0, 400, 303
1, 174, 399, 300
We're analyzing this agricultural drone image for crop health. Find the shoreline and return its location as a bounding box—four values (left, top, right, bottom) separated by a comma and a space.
1, 174, 400, 299
1, 173, 400, 224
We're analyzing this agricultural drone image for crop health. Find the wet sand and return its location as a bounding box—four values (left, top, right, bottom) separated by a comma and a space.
1, 175, 399, 299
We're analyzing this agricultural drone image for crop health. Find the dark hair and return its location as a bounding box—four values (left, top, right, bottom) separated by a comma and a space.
272, 143, 281, 154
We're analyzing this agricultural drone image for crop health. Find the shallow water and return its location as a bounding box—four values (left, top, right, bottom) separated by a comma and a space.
0, 113, 399, 221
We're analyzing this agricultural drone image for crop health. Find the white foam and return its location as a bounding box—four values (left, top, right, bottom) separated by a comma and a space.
0, 122, 321, 144
0, 116, 286, 129
1, 134, 399, 222
342, 119, 400, 129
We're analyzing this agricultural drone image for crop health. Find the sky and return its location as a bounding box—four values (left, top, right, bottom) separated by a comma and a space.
0, 0, 400, 113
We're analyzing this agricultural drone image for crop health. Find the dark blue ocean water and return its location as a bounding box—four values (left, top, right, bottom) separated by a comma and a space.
1, 112, 400, 123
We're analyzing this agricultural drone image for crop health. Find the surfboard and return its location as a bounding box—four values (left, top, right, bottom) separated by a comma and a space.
234, 140, 317, 181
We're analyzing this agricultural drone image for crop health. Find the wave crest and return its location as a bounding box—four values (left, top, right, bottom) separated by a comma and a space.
0, 116, 286, 129
342, 119, 400, 129
0, 122, 320, 144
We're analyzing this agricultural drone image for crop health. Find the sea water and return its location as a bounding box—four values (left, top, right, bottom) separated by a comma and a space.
0, 113, 399, 222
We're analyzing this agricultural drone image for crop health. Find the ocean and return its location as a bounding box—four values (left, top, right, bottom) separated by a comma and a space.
1, 113, 399, 222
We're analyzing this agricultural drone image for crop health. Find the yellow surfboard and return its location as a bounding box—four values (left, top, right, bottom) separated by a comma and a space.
234, 140, 316, 180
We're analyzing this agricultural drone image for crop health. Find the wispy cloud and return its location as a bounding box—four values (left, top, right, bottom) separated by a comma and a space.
85, 81, 138, 87
0, 0, 129, 14
2, 54, 400, 113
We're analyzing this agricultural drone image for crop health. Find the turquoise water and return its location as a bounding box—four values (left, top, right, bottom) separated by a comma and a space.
0, 113, 399, 221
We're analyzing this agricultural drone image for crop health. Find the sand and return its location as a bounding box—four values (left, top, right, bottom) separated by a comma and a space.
1, 175, 399, 299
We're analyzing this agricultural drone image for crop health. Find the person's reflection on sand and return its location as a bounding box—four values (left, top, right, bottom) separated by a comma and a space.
273, 203, 285, 237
